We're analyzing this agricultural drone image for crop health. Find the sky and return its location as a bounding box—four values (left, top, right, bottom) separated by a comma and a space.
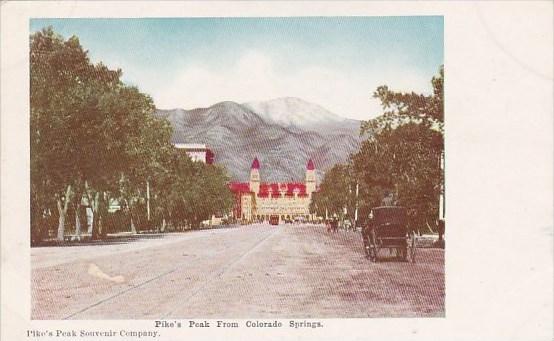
30, 17, 443, 120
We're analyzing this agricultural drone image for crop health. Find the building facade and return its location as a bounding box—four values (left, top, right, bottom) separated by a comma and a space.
174, 143, 215, 164
229, 158, 317, 223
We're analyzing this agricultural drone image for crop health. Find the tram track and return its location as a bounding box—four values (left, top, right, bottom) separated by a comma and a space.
62, 227, 279, 319
33, 224, 444, 319
160, 226, 279, 318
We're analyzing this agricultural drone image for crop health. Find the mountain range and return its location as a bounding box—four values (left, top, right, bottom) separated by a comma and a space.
154, 97, 362, 182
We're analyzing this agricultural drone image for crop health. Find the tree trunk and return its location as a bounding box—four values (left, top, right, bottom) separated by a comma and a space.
75, 207, 81, 241
56, 184, 72, 242
84, 181, 94, 236
97, 193, 108, 238
90, 213, 98, 239
130, 215, 137, 234
74, 188, 82, 241
88, 189, 102, 240
126, 199, 137, 234
425, 221, 434, 234
56, 210, 65, 241
30, 198, 44, 245
87, 207, 93, 234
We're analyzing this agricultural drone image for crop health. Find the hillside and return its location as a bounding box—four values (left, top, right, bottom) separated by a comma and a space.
155, 98, 362, 182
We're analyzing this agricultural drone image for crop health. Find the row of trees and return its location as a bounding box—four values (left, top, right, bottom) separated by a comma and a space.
30, 27, 233, 245
311, 66, 444, 233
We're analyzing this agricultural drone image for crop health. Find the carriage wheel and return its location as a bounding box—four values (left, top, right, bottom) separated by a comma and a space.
407, 231, 417, 263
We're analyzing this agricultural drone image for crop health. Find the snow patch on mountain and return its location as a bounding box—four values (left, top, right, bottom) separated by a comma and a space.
243, 97, 345, 129
155, 98, 362, 182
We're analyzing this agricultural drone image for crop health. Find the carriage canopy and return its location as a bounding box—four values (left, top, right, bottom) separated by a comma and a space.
372, 206, 408, 227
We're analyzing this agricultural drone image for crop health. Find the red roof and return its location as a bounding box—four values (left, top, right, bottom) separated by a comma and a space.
251, 157, 260, 170
229, 181, 311, 198
257, 182, 307, 198
307, 159, 315, 170
206, 149, 215, 164
229, 182, 251, 193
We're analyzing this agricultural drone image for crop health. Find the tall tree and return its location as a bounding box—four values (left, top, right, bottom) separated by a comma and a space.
352, 123, 443, 231
83, 85, 171, 238
30, 27, 118, 241
309, 164, 354, 219
353, 66, 444, 232
30, 27, 173, 241
186, 163, 234, 228
363, 65, 444, 134
155, 151, 234, 230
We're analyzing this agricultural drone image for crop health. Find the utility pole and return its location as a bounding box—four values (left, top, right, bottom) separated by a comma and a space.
354, 181, 359, 227
439, 151, 445, 220
344, 186, 349, 223
146, 180, 151, 221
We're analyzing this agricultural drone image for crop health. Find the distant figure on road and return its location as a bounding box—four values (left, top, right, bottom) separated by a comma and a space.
343, 219, 352, 232
361, 211, 375, 259
438, 219, 445, 240
331, 215, 339, 233
436, 218, 445, 248
382, 192, 395, 206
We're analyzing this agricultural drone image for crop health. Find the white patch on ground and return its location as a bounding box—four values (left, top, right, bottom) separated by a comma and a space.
88, 263, 125, 283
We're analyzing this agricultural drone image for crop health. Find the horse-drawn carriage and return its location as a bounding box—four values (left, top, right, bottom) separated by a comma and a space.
365, 206, 417, 263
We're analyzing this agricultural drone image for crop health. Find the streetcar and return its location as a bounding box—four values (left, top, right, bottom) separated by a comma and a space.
269, 215, 279, 226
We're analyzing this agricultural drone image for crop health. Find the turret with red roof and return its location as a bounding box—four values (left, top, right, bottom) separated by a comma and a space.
249, 157, 261, 193
305, 159, 316, 195
251, 157, 260, 170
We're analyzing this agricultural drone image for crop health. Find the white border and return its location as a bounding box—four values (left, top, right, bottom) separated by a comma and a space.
2, 1, 553, 340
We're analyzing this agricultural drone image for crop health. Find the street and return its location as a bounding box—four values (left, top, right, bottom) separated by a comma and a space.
32, 224, 444, 319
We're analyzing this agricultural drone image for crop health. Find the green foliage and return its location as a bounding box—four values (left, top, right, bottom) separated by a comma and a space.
361, 65, 444, 135
31, 27, 173, 240
310, 164, 353, 218
358, 66, 444, 231
316, 66, 444, 232
153, 151, 233, 229
352, 122, 443, 230
30, 27, 234, 242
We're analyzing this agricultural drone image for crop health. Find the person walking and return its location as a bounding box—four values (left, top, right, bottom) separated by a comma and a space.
331, 214, 339, 233
361, 211, 375, 259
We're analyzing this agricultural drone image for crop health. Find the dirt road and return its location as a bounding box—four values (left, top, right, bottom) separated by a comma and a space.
32, 224, 444, 319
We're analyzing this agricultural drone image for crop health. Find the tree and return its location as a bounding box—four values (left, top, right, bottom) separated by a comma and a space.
187, 163, 234, 228
31, 27, 237, 243
155, 150, 234, 230
310, 164, 354, 219
30, 27, 118, 241
30, 27, 174, 241
352, 123, 443, 231
363, 65, 444, 134
85, 85, 172, 238
352, 66, 444, 232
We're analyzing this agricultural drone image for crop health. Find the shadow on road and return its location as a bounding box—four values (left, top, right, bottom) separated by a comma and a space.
33, 224, 243, 248
33, 234, 167, 248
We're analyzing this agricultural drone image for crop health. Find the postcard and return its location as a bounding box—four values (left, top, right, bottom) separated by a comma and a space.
1, 1, 552, 341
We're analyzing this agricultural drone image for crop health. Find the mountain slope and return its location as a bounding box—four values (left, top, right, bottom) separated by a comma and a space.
244, 97, 360, 135
155, 100, 361, 182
